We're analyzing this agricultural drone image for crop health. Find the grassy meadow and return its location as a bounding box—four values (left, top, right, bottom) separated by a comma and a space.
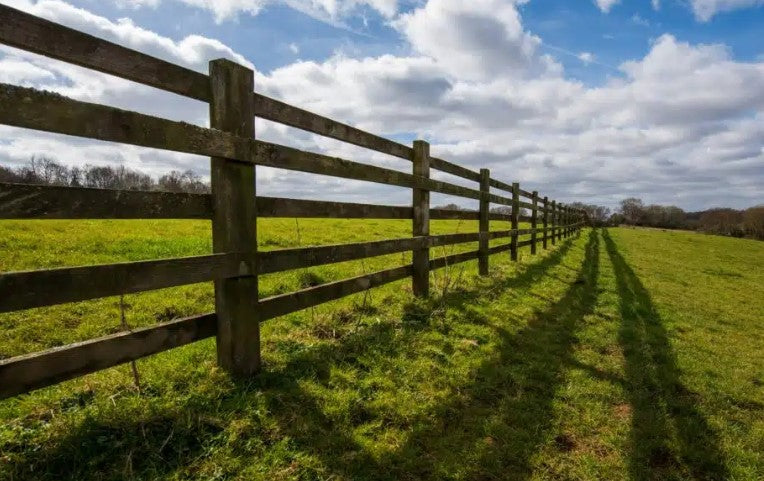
0, 221, 762, 480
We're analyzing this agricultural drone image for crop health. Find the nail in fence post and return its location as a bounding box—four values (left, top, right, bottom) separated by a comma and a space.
209, 59, 259, 376
412, 140, 430, 298
551, 200, 557, 246
510, 182, 519, 261
478, 169, 490, 276
530, 191, 538, 255
542, 196, 549, 250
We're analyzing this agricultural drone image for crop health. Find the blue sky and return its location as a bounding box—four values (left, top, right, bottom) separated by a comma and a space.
1, 0, 763, 210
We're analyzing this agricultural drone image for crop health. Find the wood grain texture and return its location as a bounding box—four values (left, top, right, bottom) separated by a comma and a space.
531, 191, 538, 255
0, 183, 515, 221
0, 4, 210, 102
511, 182, 520, 262
209, 59, 259, 376
551, 200, 557, 246
0, 183, 211, 219
0, 83, 252, 162
258, 197, 409, 219
0, 254, 248, 313
0, 313, 216, 400
258, 265, 412, 321
478, 168, 490, 276
542, 196, 549, 250
412, 140, 430, 297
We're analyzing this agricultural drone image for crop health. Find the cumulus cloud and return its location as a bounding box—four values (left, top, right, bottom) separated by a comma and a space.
122, 0, 397, 23
578, 52, 595, 64
1, 0, 763, 210
594, 0, 620, 13
393, 0, 549, 81
115, 0, 161, 9
689, 0, 764, 21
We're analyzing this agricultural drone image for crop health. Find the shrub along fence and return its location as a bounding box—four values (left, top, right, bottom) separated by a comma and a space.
0, 5, 585, 399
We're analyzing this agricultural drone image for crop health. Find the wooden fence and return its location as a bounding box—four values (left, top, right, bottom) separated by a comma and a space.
0, 5, 585, 399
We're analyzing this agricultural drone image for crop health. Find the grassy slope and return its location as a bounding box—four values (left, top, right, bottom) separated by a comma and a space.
0, 223, 761, 480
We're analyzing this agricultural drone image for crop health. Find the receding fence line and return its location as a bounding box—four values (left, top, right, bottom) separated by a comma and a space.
0, 4, 587, 400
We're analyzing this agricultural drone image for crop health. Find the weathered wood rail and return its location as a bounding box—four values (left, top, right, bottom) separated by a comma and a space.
0, 4, 586, 399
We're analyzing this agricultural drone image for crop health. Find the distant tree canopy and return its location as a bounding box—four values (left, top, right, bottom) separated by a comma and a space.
567, 202, 611, 227
1, 156, 209, 194
433, 203, 464, 211
611, 197, 763, 240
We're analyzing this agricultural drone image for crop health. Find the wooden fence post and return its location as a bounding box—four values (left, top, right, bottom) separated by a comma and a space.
563, 206, 567, 239
531, 190, 538, 255
209, 58, 259, 376
412, 140, 430, 297
566, 207, 570, 238
542, 196, 549, 249
510, 182, 519, 261
478, 169, 490, 276
551, 200, 557, 246
558, 204, 564, 242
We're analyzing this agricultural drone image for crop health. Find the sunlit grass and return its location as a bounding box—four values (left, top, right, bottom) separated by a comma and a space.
0, 223, 761, 480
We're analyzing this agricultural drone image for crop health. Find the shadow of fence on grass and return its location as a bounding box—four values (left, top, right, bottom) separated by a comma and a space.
5, 232, 599, 480
602, 229, 729, 481
251, 229, 600, 480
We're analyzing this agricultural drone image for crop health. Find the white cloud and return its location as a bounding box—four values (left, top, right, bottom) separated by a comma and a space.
393, 0, 549, 81
288, 42, 300, 54
115, 0, 161, 9
689, 0, 764, 21
631, 13, 650, 26
578, 52, 595, 64
1, 0, 763, 210
127, 0, 398, 23
594, 0, 620, 13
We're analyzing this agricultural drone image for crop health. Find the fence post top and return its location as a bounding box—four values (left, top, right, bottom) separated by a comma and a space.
209, 57, 250, 70
412, 140, 430, 157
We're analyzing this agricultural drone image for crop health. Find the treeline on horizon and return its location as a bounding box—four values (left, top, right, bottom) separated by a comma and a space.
571, 198, 764, 241
0, 156, 209, 194
2, 157, 762, 240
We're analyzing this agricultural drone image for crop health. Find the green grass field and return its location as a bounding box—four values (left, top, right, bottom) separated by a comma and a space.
0, 222, 762, 480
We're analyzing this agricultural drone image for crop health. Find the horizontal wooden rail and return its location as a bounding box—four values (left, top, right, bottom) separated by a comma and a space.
253, 93, 410, 160
489, 178, 535, 201
259, 196, 408, 219
255, 139, 508, 203
0, 254, 249, 313
258, 265, 412, 321
259, 231, 512, 275
0, 85, 504, 204
0, 83, 252, 161
429, 156, 481, 182
0, 183, 211, 219
0, 4, 210, 102
0, 230, 520, 312
0, 6, 482, 184
0, 6, 591, 217
0, 313, 216, 400
0, 183, 517, 221
429, 248, 481, 270
0, 4, 590, 399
